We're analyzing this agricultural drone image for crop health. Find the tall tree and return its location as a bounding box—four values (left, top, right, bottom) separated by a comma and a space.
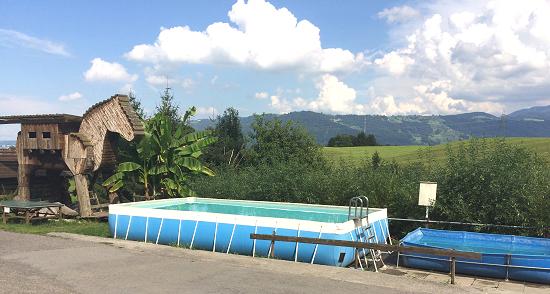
156, 87, 180, 125
327, 134, 354, 147
128, 90, 145, 119
204, 107, 245, 166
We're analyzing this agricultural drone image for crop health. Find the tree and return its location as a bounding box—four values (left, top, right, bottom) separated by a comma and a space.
352, 132, 377, 146
104, 108, 217, 199
248, 115, 323, 166
128, 90, 145, 119
366, 134, 377, 146
371, 151, 381, 169
156, 87, 180, 126
327, 134, 354, 147
204, 107, 245, 166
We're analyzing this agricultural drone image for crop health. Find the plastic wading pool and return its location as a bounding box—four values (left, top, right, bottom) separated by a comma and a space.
400, 228, 550, 284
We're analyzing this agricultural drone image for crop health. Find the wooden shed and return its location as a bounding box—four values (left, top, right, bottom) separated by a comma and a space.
0, 149, 18, 195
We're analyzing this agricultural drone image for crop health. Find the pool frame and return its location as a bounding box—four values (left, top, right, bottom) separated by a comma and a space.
399, 228, 550, 284
108, 197, 389, 266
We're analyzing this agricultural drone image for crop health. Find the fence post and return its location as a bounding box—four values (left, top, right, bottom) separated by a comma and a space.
450, 257, 456, 284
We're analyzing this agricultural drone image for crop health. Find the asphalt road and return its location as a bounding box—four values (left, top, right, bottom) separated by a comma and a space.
0, 231, 481, 294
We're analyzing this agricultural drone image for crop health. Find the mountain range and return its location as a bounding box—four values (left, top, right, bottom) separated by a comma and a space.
190, 105, 550, 146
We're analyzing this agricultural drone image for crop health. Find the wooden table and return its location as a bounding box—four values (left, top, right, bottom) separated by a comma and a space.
0, 200, 63, 224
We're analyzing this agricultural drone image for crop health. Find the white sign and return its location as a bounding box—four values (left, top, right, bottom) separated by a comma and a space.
4, 207, 10, 213
418, 182, 437, 206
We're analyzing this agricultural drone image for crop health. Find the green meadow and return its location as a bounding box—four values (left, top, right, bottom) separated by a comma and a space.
323, 137, 550, 165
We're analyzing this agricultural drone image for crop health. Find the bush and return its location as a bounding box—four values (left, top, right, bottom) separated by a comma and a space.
246, 115, 324, 166
190, 138, 550, 237
429, 138, 550, 235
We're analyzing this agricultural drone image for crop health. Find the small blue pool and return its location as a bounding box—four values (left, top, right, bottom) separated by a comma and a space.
400, 228, 550, 284
108, 197, 390, 266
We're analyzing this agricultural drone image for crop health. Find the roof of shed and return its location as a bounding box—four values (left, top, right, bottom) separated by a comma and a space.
0, 114, 82, 125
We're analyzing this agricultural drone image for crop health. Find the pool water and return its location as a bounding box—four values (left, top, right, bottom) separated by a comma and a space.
156, 200, 352, 223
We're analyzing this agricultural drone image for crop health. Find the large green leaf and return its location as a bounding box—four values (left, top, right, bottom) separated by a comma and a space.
108, 180, 124, 193
117, 162, 142, 173
150, 165, 169, 175
176, 157, 216, 176
182, 106, 197, 124
180, 130, 214, 144
103, 172, 124, 187
177, 137, 218, 155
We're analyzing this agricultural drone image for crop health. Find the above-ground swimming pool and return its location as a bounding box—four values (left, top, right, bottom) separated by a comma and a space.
400, 228, 550, 284
108, 197, 390, 266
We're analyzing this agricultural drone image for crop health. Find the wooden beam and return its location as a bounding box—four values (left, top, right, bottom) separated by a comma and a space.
74, 174, 92, 217
250, 233, 482, 260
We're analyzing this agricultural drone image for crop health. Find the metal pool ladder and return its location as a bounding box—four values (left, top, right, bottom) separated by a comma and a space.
348, 196, 385, 272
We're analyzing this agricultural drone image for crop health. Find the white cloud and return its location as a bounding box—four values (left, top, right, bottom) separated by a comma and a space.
1, 94, 59, 115
84, 58, 138, 83
145, 74, 194, 90
370, 95, 425, 115
269, 95, 293, 113
58, 92, 82, 101
267, 74, 367, 114
377, 5, 420, 24
195, 106, 218, 118
254, 92, 269, 99
370, 0, 550, 114
182, 78, 194, 89
126, 0, 361, 73
0, 28, 70, 56
308, 74, 363, 114
370, 80, 504, 115
145, 74, 172, 86
374, 51, 415, 75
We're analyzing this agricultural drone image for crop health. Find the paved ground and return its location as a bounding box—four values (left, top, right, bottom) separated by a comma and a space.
0, 231, 547, 294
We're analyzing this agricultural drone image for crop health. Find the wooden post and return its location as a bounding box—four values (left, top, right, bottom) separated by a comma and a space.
25, 210, 31, 224
16, 163, 31, 200
74, 174, 92, 217
450, 257, 456, 284
58, 205, 63, 220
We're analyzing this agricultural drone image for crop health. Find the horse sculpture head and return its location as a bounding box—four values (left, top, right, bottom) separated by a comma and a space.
77, 94, 144, 172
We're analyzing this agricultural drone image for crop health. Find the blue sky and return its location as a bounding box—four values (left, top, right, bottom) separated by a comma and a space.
2, 0, 550, 139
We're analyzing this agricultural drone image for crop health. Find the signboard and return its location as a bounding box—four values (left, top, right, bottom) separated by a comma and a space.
418, 181, 437, 206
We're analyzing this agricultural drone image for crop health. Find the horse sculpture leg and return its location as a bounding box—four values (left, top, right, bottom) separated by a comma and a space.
74, 174, 92, 217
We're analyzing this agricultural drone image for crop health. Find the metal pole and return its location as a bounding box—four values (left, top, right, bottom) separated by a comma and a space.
425, 206, 430, 228
269, 231, 275, 258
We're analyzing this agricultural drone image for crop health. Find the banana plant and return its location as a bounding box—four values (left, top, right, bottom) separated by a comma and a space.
103, 108, 217, 199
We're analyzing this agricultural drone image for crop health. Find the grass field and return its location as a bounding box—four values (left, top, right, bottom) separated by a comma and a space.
0, 219, 109, 237
323, 137, 550, 165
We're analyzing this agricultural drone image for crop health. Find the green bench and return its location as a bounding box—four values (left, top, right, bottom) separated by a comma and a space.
0, 200, 63, 224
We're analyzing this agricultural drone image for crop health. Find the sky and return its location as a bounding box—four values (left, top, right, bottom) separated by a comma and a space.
1, 0, 550, 139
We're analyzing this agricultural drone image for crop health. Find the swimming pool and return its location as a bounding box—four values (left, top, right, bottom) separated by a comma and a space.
108, 197, 390, 266
400, 228, 550, 284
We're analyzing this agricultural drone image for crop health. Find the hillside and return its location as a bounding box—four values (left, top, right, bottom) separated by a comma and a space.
323, 137, 550, 165
190, 106, 550, 145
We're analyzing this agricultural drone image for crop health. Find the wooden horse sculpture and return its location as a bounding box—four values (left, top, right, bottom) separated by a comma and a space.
2, 94, 143, 217
63, 94, 144, 216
